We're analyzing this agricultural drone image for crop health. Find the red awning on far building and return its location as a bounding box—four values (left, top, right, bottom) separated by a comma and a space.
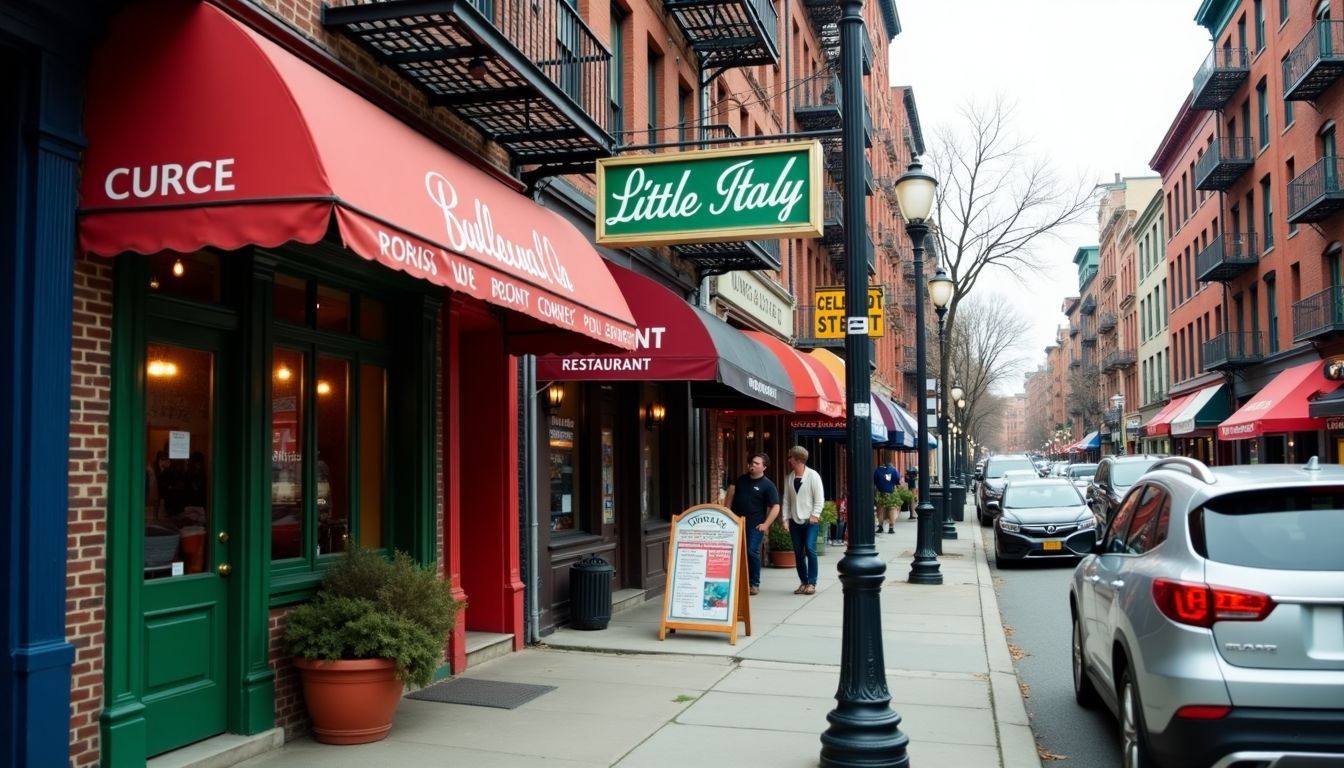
1142, 391, 1195, 437
743, 332, 843, 417
1218, 361, 1342, 440
78, 0, 635, 351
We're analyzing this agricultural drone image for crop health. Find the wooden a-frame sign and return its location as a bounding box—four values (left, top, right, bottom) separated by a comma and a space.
657, 504, 751, 645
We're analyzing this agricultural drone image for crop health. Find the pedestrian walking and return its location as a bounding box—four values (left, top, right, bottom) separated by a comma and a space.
781, 445, 824, 594
873, 460, 899, 533
724, 453, 780, 596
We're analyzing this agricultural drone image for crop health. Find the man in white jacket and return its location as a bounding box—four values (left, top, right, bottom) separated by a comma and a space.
782, 445, 825, 594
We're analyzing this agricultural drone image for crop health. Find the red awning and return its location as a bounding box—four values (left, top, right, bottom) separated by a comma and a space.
534, 263, 795, 412
743, 332, 843, 417
1142, 391, 1195, 437
78, 0, 635, 351
1217, 361, 1342, 440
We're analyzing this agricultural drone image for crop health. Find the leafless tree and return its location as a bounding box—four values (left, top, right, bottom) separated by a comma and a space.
1066, 364, 1105, 439
915, 96, 1097, 426
942, 295, 1031, 453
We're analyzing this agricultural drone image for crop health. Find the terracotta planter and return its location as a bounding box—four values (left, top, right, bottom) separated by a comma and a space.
293, 657, 403, 744
769, 550, 796, 568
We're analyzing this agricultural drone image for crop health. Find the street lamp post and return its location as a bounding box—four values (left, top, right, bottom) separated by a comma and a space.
956, 397, 967, 482
1111, 392, 1125, 456
894, 159, 942, 586
818, 0, 909, 763
928, 270, 954, 548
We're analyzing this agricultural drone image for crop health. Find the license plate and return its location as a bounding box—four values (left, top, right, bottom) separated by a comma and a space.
1042, 540, 1062, 551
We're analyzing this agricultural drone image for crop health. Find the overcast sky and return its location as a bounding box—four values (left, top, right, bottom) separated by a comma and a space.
888, 0, 1212, 394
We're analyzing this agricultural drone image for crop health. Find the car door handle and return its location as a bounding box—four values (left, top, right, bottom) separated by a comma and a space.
1085, 574, 1101, 583
1109, 579, 1124, 588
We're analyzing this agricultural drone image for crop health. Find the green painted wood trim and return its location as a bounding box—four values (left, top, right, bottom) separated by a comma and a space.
234, 251, 277, 734
392, 294, 440, 563
1195, 0, 1238, 39
100, 255, 150, 767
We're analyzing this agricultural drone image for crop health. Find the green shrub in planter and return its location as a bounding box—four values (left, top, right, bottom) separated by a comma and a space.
284, 547, 465, 687
767, 520, 793, 552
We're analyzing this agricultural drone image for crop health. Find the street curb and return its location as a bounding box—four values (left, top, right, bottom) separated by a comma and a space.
970, 522, 1043, 768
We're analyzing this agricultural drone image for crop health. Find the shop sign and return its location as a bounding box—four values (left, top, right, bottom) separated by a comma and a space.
812, 285, 885, 338
1328, 417, 1344, 431
595, 141, 823, 246
713, 271, 793, 337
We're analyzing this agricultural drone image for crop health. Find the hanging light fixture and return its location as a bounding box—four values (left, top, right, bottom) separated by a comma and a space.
644, 402, 666, 430
275, 364, 292, 382
546, 383, 565, 411
146, 359, 178, 378
172, 258, 185, 277
316, 380, 332, 396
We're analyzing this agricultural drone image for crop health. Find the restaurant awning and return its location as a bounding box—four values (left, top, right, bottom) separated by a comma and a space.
744, 332, 843, 418
1171, 384, 1229, 435
536, 263, 794, 411
1217, 361, 1342, 440
79, 0, 635, 352
889, 399, 937, 450
870, 393, 908, 448
1069, 431, 1100, 452
1142, 392, 1195, 437
791, 349, 891, 444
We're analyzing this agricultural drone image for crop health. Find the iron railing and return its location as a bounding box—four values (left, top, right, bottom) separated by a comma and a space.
1293, 284, 1344, 342
1192, 46, 1249, 110
1287, 156, 1344, 225
1202, 331, 1264, 370
1283, 20, 1344, 100
1194, 136, 1255, 190
1195, 232, 1259, 282
1097, 311, 1117, 333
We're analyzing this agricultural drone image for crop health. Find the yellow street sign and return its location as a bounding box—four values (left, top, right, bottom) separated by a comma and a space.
813, 285, 884, 338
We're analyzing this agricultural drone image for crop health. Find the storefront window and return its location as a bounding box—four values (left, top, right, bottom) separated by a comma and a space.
271, 276, 392, 564
548, 383, 579, 533
144, 344, 214, 579
271, 348, 306, 560
147, 249, 222, 304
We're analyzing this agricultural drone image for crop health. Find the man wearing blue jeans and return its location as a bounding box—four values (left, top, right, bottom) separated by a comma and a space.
724, 453, 780, 596
781, 445, 825, 594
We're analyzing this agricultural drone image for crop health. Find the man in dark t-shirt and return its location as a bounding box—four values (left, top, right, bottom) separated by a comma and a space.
724, 452, 781, 595
873, 462, 899, 533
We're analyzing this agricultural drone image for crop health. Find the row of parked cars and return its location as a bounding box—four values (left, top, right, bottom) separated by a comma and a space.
974, 452, 1344, 767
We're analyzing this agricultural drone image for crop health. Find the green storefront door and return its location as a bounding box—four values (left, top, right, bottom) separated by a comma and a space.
141, 331, 232, 755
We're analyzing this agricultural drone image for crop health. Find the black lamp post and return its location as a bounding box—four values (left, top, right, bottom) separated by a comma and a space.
894, 159, 942, 586
928, 270, 955, 542
1111, 393, 1125, 456
819, 0, 909, 763
942, 383, 964, 538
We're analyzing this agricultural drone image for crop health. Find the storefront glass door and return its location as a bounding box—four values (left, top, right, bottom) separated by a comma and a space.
141, 334, 231, 755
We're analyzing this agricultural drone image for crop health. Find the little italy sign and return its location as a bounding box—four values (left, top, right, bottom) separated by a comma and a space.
595, 141, 823, 246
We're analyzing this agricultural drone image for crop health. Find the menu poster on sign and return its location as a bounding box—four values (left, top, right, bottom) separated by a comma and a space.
658, 504, 752, 645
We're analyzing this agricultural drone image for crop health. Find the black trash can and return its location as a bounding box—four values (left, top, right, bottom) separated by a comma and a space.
926, 485, 944, 515
950, 483, 967, 521
569, 556, 614, 630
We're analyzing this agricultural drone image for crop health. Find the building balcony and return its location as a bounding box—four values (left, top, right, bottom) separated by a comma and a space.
1120, 287, 1135, 309
882, 129, 899, 165
671, 238, 781, 275
824, 148, 875, 196
1069, 323, 1079, 337
1293, 285, 1344, 343
1283, 20, 1344, 101
1068, 358, 1081, 369
1102, 347, 1136, 371
820, 189, 844, 254
323, 0, 613, 166
1100, 272, 1115, 289
1195, 232, 1259, 282
1287, 156, 1344, 225
794, 305, 843, 349
1191, 46, 1249, 111
1194, 136, 1255, 191
1097, 311, 1117, 333
830, 231, 875, 276
665, 0, 779, 71
1202, 331, 1264, 371
879, 227, 898, 256
793, 75, 841, 132
1081, 326, 1097, 345
1081, 294, 1096, 314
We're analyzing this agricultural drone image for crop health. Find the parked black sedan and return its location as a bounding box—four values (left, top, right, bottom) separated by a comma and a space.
993, 478, 1097, 568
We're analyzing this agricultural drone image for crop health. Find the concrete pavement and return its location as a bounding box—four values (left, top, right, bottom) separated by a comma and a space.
229, 510, 1040, 768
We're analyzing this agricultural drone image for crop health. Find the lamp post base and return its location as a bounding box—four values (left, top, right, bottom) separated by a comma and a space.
907, 500, 943, 585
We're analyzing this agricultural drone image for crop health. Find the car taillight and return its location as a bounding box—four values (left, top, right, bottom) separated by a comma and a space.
1151, 579, 1276, 628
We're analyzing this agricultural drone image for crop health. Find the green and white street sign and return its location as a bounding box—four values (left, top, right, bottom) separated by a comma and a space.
595, 141, 823, 246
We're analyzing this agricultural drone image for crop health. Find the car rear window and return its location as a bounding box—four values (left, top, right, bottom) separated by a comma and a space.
987, 458, 1035, 478
1068, 464, 1097, 479
1197, 488, 1344, 571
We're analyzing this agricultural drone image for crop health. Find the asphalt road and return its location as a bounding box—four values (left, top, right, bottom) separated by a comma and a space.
984, 527, 1122, 768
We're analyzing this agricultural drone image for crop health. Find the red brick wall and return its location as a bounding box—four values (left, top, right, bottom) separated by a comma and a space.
68, 253, 114, 768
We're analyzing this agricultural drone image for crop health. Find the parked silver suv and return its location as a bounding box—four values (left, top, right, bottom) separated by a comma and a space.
1069, 456, 1344, 768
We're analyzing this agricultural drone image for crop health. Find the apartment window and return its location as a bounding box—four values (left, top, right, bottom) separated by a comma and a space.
1283, 57, 1295, 127
609, 7, 625, 139
1261, 175, 1274, 251
1323, 124, 1338, 161
1287, 158, 1298, 235
1185, 246, 1194, 301
1257, 78, 1270, 150
1280, 0, 1289, 24
1241, 99, 1253, 147
1237, 16, 1247, 53
1255, 0, 1265, 51
678, 84, 692, 144
1266, 273, 1279, 354
647, 51, 661, 146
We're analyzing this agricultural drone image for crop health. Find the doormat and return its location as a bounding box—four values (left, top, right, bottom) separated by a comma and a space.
405, 678, 556, 709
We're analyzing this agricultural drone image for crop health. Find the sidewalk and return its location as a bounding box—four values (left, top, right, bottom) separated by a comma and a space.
232, 511, 1039, 768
